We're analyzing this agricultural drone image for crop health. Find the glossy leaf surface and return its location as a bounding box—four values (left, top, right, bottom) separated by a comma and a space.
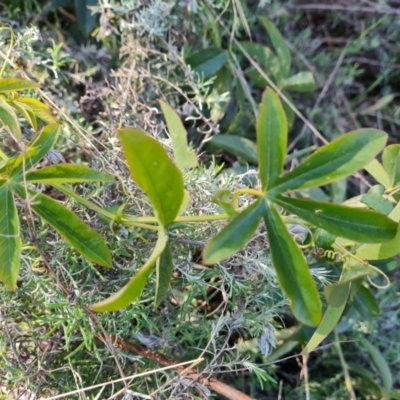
203, 199, 264, 264
272, 196, 397, 243
272, 129, 387, 193
91, 231, 168, 312
263, 200, 322, 326
159, 100, 198, 170
0, 186, 20, 290
26, 164, 114, 184
119, 128, 184, 226
15, 186, 111, 267
257, 88, 287, 190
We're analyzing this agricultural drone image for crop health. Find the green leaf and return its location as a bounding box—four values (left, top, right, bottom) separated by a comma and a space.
282, 91, 295, 128
360, 94, 395, 115
257, 88, 288, 190
0, 78, 39, 93
263, 200, 322, 326
203, 199, 264, 264
355, 202, 400, 260
9, 100, 38, 131
352, 285, 380, 319
154, 243, 173, 308
364, 159, 390, 188
74, 0, 98, 36
360, 338, 393, 392
301, 290, 349, 355
159, 100, 198, 170
10, 124, 61, 178
0, 186, 21, 290
185, 48, 228, 79
15, 186, 111, 267
259, 16, 291, 78
239, 41, 281, 87
26, 164, 114, 184
382, 144, 400, 188
0, 96, 21, 141
91, 231, 168, 312
272, 196, 397, 243
212, 190, 237, 217
15, 97, 57, 124
272, 129, 388, 193
282, 71, 317, 93
119, 128, 184, 226
207, 135, 258, 164
361, 192, 393, 215
325, 281, 351, 308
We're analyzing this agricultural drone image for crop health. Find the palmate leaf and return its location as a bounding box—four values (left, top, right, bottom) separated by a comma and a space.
263, 199, 322, 326
8, 100, 38, 131
272, 195, 397, 243
119, 128, 184, 227
203, 199, 264, 264
15, 97, 57, 125
91, 231, 168, 312
14, 185, 111, 267
26, 164, 114, 184
257, 88, 287, 190
0, 186, 21, 290
271, 129, 387, 194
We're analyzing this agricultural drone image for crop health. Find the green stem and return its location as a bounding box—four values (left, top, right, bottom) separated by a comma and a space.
334, 328, 356, 400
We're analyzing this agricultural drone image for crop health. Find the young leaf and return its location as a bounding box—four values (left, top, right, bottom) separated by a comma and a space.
15, 97, 57, 124
0, 96, 21, 141
154, 243, 173, 308
282, 71, 317, 93
26, 164, 114, 184
271, 129, 387, 194
10, 124, 61, 178
257, 88, 288, 190
361, 192, 393, 215
0, 78, 39, 93
382, 144, 400, 188
0, 186, 21, 290
91, 231, 168, 312
185, 48, 228, 79
159, 100, 198, 170
203, 199, 264, 264
119, 128, 184, 226
207, 135, 259, 164
263, 200, 322, 326
259, 16, 291, 79
272, 195, 397, 243
15, 186, 111, 267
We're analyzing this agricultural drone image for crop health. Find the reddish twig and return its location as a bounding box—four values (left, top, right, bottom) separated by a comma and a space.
108, 335, 255, 400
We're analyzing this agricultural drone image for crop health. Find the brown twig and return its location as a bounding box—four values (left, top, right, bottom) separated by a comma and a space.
108, 335, 255, 400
